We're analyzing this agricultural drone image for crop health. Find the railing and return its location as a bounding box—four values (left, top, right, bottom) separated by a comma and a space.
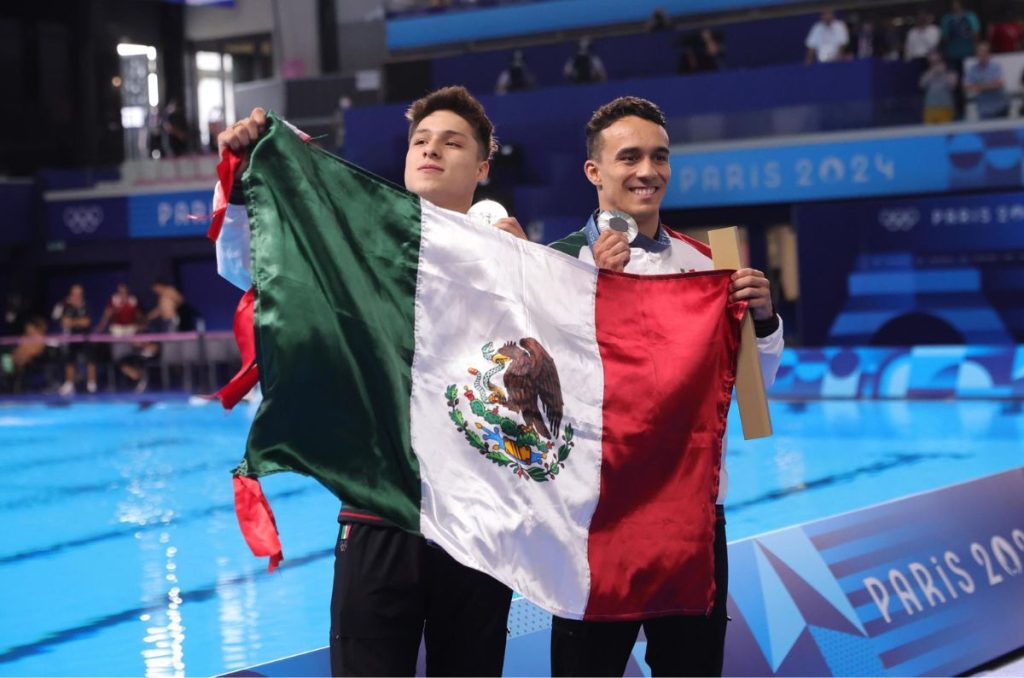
0, 330, 241, 396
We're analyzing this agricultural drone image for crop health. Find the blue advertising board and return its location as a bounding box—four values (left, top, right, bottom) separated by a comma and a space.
665, 125, 1024, 208
127, 190, 211, 238
795, 189, 1024, 345
44, 188, 212, 241
224, 470, 1024, 677
1, 180, 36, 245
45, 196, 131, 241
723, 468, 1024, 676
770, 346, 1024, 399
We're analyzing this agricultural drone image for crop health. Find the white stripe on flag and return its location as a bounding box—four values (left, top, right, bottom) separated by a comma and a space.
411, 200, 605, 618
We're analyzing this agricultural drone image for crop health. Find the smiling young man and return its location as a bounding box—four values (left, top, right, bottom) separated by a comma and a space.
214, 86, 520, 677
549, 96, 784, 677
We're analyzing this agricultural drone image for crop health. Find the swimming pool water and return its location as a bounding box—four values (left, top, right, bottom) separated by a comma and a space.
0, 398, 1020, 676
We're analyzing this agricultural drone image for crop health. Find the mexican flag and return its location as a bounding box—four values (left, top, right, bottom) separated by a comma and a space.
212, 114, 746, 621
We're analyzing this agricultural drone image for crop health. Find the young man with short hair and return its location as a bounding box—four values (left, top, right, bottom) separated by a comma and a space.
548, 96, 784, 677
214, 86, 522, 676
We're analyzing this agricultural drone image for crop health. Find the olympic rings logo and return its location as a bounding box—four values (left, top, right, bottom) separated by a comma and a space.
878, 208, 919, 232
62, 205, 104, 234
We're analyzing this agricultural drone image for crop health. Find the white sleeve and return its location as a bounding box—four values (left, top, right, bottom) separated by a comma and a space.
215, 199, 253, 291
806, 24, 820, 49
755, 316, 784, 388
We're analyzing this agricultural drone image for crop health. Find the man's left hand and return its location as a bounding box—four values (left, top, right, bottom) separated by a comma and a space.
730, 268, 774, 321
493, 217, 528, 240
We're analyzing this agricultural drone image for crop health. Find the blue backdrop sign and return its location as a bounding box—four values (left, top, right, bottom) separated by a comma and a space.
2, 180, 36, 245
665, 126, 1024, 208
770, 346, 1024, 399
224, 470, 1024, 677
795, 189, 1024, 345
723, 468, 1024, 676
45, 189, 212, 241
45, 196, 130, 241
128, 190, 211, 238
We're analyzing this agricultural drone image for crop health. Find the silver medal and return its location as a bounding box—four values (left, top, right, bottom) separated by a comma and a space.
468, 199, 509, 228
596, 209, 638, 243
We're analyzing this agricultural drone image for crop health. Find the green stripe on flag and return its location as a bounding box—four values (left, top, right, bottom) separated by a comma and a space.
240, 113, 424, 532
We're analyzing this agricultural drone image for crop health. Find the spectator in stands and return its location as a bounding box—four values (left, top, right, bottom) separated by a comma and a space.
564, 38, 607, 84
905, 11, 941, 68
853, 19, 880, 59
964, 41, 1009, 119
941, 0, 980, 61
52, 283, 97, 395
207, 106, 227, 154
805, 9, 850, 64
920, 50, 958, 123
161, 99, 190, 157
96, 282, 142, 381
679, 28, 725, 73
942, 1, 980, 118
495, 50, 537, 95
96, 282, 141, 336
850, 16, 900, 60
147, 279, 185, 332
646, 8, 671, 32
987, 9, 1023, 53
5, 316, 49, 393
880, 18, 902, 60
941, 2, 980, 69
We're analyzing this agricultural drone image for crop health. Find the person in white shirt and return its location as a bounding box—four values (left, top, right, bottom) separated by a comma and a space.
547, 96, 783, 678
805, 9, 850, 64
905, 10, 941, 65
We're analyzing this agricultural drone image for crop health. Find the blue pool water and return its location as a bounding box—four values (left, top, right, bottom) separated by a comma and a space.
0, 398, 1021, 676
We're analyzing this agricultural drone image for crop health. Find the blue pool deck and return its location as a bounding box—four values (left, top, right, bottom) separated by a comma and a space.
0, 397, 1021, 676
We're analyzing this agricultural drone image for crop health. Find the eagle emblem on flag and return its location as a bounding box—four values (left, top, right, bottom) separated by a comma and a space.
445, 339, 574, 482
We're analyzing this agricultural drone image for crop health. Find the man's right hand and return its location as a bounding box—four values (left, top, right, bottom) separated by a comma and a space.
592, 230, 630, 271
217, 107, 268, 180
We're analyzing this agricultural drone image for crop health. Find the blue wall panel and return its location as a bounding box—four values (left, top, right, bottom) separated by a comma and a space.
348, 59, 919, 226
387, 0, 812, 50
0, 181, 36, 245
796, 190, 1024, 346
431, 13, 818, 95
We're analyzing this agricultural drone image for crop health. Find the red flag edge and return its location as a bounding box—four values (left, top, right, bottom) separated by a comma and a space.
208, 150, 243, 242
233, 475, 283, 572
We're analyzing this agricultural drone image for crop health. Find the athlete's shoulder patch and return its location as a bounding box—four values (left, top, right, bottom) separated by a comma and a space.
547, 230, 588, 258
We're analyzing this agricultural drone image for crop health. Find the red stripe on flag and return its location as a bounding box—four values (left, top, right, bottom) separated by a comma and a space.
233, 475, 283, 572
213, 287, 260, 409
586, 270, 745, 621
208, 150, 243, 242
